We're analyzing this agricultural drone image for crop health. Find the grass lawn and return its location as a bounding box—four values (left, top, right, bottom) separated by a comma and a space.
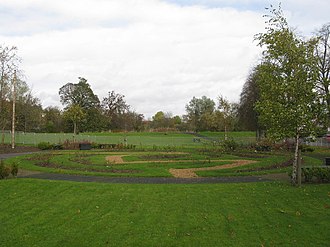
3, 131, 257, 147
0, 179, 329, 246
199, 131, 255, 138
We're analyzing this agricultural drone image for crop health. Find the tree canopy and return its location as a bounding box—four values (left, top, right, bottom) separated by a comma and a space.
255, 5, 326, 185
314, 23, 330, 129
59, 77, 100, 110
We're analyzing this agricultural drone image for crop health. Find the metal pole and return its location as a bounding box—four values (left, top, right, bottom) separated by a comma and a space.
11, 70, 16, 149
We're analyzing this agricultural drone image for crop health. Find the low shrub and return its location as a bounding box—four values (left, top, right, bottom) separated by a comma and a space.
222, 139, 239, 151
255, 139, 272, 152
300, 145, 314, 153
302, 167, 330, 182
62, 140, 94, 150
11, 163, 19, 177
37, 142, 63, 150
0, 160, 11, 179
37, 142, 53, 150
301, 167, 313, 182
0, 160, 19, 179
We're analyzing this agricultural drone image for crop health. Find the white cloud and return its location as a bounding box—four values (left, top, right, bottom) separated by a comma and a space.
1, 0, 328, 118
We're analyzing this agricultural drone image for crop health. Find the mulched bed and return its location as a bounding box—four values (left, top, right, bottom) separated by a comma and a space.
236, 159, 293, 172
36, 161, 140, 174
140, 154, 190, 160
0, 145, 40, 154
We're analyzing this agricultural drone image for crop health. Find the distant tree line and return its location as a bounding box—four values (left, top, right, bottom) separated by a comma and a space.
0, 15, 329, 139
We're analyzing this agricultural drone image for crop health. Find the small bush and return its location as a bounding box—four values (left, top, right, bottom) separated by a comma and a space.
11, 162, 19, 177
0, 160, 18, 179
0, 160, 10, 179
301, 167, 313, 182
222, 139, 238, 151
52, 144, 63, 150
62, 140, 92, 150
300, 145, 314, 153
37, 142, 53, 150
302, 167, 330, 183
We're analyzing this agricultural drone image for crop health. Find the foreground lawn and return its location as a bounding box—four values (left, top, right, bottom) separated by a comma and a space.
0, 179, 329, 246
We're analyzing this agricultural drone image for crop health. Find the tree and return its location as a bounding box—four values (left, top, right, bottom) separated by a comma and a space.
238, 66, 261, 132
101, 91, 130, 130
82, 107, 107, 132
63, 104, 86, 135
59, 77, 101, 133
152, 111, 165, 128
59, 77, 100, 110
120, 111, 144, 131
0, 45, 22, 144
102, 91, 129, 115
151, 111, 176, 129
185, 96, 215, 131
16, 91, 43, 132
314, 23, 330, 130
217, 95, 238, 139
255, 5, 326, 185
42, 106, 63, 133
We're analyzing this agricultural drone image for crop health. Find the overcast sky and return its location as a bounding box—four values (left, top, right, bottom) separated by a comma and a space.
1, 0, 329, 119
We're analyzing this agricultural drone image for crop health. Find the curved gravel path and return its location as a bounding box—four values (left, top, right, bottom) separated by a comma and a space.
1, 152, 288, 184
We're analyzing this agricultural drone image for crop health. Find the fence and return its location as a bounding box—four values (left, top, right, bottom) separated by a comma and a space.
304, 138, 330, 148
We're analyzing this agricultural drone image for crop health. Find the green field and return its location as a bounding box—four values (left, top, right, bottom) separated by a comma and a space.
1, 133, 329, 246
0, 179, 329, 246
2, 131, 256, 147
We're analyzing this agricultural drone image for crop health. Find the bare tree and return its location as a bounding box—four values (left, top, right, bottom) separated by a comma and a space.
102, 91, 129, 117
0, 45, 22, 144
314, 23, 330, 130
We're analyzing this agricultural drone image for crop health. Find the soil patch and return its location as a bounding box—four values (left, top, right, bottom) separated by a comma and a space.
106, 155, 125, 164
236, 159, 293, 172
140, 154, 190, 160
0, 145, 39, 154
34, 161, 140, 174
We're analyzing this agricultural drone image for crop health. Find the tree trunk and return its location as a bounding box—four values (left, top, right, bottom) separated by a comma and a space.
1, 127, 4, 145
291, 134, 300, 186
73, 121, 77, 135
224, 125, 228, 141
297, 149, 302, 186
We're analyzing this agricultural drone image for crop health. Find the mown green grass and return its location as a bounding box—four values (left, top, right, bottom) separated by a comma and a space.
4, 131, 202, 147
3, 131, 257, 147
0, 179, 329, 247
200, 131, 255, 138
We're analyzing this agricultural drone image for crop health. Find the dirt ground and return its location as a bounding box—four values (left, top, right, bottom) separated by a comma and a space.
106, 155, 125, 164
0, 145, 39, 154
